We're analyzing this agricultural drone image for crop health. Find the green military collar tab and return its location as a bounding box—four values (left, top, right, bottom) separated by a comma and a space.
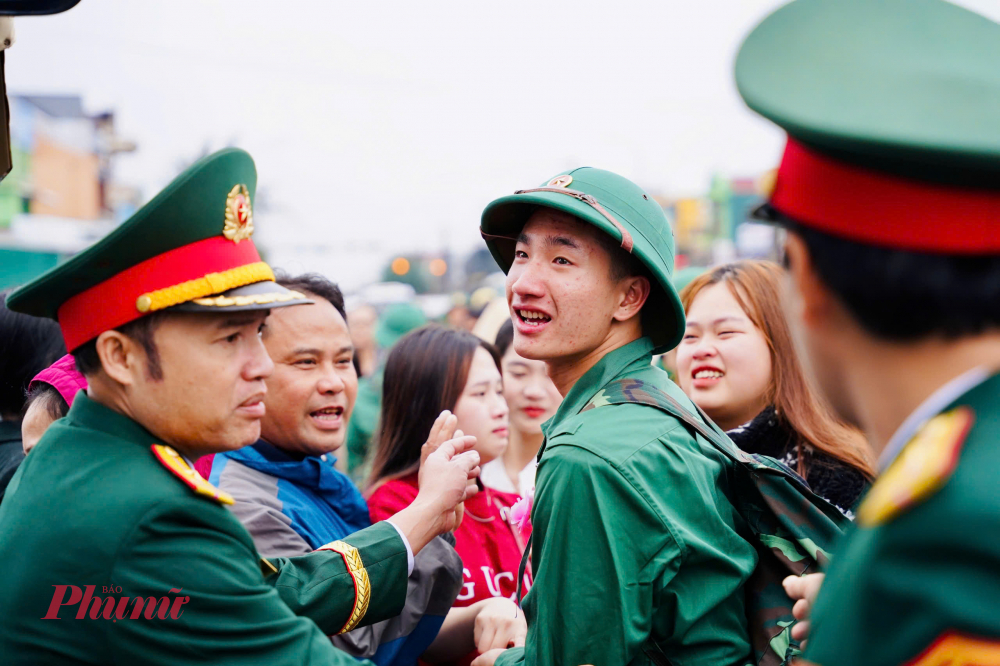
481, 168, 685, 354
58, 394, 234, 505
63, 392, 158, 447
542, 337, 655, 441
735, 0, 1000, 177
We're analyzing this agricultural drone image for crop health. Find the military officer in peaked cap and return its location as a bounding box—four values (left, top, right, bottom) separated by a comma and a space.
0, 148, 481, 665
735, 0, 1000, 663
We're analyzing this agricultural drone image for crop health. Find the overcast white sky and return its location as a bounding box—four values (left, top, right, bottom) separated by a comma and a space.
7, 0, 999, 289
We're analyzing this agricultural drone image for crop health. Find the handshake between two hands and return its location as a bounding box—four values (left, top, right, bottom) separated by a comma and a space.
416, 412, 594, 666
416, 413, 530, 666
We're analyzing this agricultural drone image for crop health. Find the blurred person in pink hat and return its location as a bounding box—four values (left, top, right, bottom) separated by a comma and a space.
21, 354, 87, 455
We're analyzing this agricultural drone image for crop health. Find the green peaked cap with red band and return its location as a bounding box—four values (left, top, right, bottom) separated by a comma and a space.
480, 167, 685, 354
736, 0, 1000, 254
6, 148, 310, 351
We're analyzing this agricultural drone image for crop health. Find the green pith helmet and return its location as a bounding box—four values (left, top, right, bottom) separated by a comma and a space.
672, 266, 707, 296
375, 302, 427, 350
480, 167, 684, 354
6, 148, 310, 351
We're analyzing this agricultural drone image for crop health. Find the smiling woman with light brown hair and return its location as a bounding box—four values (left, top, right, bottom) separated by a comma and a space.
677, 260, 874, 516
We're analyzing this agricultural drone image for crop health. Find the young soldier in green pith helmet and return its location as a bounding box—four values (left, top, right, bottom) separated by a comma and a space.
735, 0, 1000, 664
474, 168, 759, 666
0, 148, 481, 666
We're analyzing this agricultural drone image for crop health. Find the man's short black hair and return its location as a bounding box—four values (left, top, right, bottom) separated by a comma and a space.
24, 382, 69, 421
783, 217, 1000, 341
274, 271, 346, 320
591, 229, 664, 338
592, 227, 649, 284
0, 290, 67, 418
72, 313, 165, 380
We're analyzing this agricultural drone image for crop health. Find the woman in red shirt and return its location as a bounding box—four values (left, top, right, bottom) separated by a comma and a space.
367, 326, 531, 665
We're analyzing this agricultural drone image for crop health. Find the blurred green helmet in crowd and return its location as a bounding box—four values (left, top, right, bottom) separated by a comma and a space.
375, 303, 426, 350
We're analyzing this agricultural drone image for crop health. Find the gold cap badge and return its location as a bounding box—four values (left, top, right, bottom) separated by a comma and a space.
223, 184, 254, 243
547, 175, 573, 188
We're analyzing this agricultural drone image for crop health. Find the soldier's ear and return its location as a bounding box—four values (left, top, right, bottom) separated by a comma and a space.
94, 330, 142, 387
783, 231, 836, 331
613, 274, 650, 323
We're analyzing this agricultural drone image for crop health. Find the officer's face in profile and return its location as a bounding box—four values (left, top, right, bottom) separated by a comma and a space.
122, 310, 274, 457
507, 209, 644, 368
259, 295, 358, 457
781, 232, 860, 427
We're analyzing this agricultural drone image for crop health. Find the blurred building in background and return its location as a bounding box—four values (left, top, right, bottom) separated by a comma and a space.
657, 172, 775, 270
0, 94, 138, 290
0, 94, 780, 323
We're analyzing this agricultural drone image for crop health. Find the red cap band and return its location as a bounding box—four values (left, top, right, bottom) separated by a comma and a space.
771, 138, 1000, 254
58, 236, 263, 351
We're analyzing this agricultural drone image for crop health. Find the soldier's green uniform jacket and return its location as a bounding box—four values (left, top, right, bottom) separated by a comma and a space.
0, 392, 407, 664
0, 148, 410, 665
734, 0, 1000, 663
496, 338, 757, 666
806, 373, 1000, 665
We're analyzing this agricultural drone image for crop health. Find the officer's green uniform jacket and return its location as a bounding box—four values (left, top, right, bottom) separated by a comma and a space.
805, 372, 1000, 666
496, 338, 757, 666
0, 393, 408, 665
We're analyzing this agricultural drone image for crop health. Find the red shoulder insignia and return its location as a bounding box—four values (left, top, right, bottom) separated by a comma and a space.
858, 407, 973, 527
904, 630, 1000, 666
151, 444, 234, 505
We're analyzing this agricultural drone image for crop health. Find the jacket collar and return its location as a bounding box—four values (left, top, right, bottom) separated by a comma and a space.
880, 367, 996, 471
542, 337, 655, 442
225, 439, 371, 531
65, 391, 157, 445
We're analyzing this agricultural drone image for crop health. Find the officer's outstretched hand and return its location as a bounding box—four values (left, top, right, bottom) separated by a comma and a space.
419, 425, 480, 532
390, 410, 480, 555
783, 573, 825, 647
420, 410, 479, 526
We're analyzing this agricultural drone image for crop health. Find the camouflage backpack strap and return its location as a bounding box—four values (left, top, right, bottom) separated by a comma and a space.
582, 378, 850, 666
583, 378, 750, 461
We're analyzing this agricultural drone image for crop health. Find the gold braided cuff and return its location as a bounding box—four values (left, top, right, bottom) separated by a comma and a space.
318, 540, 371, 633
135, 262, 275, 313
